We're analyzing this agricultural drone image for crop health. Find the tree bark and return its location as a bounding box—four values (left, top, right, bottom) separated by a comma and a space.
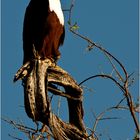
14, 58, 95, 140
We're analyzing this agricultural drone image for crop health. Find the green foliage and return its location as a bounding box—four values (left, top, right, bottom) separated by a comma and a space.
69, 22, 79, 31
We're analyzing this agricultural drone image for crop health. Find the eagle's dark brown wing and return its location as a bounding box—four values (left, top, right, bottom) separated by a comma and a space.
23, 0, 65, 63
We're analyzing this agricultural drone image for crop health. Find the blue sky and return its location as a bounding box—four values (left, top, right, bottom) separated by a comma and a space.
2, 0, 139, 140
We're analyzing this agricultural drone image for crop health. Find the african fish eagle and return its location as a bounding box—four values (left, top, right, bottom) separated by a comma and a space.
23, 0, 65, 64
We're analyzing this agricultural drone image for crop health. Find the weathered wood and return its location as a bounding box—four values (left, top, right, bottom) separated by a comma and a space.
67, 98, 85, 132
23, 59, 52, 121
48, 65, 86, 132
48, 66, 82, 96
48, 113, 90, 140
47, 65, 83, 100
14, 58, 95, 139
13, 61, 31, 82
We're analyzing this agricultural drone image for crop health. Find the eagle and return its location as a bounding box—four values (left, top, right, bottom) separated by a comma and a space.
23, 0, 65, 64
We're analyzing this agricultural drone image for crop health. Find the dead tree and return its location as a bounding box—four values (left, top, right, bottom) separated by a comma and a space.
13, 51, 95, 140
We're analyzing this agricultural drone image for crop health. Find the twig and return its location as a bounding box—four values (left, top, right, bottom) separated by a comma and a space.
2, 118, 37, 133
68, 0, 75, 25
57, 96, 61, 117
79, 74, 124, 92
67, 1, 139, 132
